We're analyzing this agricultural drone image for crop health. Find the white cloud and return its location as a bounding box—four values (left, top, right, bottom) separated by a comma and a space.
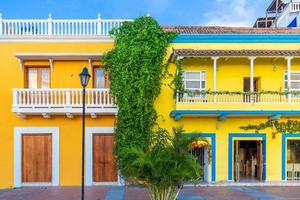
205, 0, 260, 27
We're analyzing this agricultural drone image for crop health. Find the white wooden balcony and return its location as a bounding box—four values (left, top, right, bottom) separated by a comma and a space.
12, 88, 117, 118
177, 92, 300, 104
0, 14, 132, 37
175, 91, 300, 113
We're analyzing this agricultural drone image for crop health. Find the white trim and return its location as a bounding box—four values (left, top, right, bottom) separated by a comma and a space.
85, 127, 123, 186
249, 57, 256, 93
183, 71, 206, 91
14, 127, 60, 188
0, 36, 115, 43
211, 57, 219, 103
14, 53, 104, 61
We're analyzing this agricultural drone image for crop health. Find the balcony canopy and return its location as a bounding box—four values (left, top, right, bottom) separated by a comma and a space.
171, 49, 300, 61
14, 53, 103, 61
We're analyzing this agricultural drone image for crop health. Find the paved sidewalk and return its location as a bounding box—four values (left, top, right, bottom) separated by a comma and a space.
1, 186, 300, 200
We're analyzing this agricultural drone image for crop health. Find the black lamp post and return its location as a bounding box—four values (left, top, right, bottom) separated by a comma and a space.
79, 67, 91, 200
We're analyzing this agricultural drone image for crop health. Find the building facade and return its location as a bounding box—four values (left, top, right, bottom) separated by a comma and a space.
158, 26, 300, 183
0, 15, 300, 189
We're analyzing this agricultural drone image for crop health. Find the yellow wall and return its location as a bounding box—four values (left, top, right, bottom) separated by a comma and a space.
1, 40, 300, 188
0, 42, 115, 188
155, 42, 300, 182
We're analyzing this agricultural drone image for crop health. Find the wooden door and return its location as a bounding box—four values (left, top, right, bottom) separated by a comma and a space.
93, 134, 117, 182
257, 141, 263, 181
234, 140, 240, 182
243, 77, 260, 102
22, 134, 52, 183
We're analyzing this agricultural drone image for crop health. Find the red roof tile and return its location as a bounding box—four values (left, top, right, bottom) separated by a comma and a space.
163, 26, 300, 34
173, 49, 300, 57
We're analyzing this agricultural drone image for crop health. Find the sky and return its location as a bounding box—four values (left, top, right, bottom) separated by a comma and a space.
1, 0, 271, 26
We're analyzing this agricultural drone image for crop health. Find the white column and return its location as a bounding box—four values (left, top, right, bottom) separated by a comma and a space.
0, 13, 3, 35
48, 13, 53, 35
286, 56, 293, 103
249, 57, 256, 93
97, 13, 101, 35
212, 57, 219, 103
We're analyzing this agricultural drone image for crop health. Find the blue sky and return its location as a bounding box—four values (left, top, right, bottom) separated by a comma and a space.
1, 0, 270, 26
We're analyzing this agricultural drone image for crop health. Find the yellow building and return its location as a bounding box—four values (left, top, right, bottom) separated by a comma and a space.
157, 26, 300, 183
0, 15, 126, 189
1, 15, 300, 189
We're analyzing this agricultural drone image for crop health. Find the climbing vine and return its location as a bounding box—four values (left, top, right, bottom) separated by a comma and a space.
103, 16, 176, 165
171, 59, 184, 98
240, 120, 300, 138
103, 17, 206, 200
178, 90, 300, 97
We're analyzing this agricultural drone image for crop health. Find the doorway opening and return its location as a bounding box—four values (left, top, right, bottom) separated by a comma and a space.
234, 140, 263, 182
287, 140, 300, 181
243, 77, 260, 92
243, 77, 260, 102
191, 146, 210, 182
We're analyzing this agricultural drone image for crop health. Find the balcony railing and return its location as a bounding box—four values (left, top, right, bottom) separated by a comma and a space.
176, 92, 300, 104
12, 88, 117, 118
0, 14, 132, 36
290, 1, 300, 12
275, 1, 300, 27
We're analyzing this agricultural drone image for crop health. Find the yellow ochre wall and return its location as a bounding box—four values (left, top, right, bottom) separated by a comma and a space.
155, 43, 300, 182
0, 42, 115, 189
1, 40, 300, 188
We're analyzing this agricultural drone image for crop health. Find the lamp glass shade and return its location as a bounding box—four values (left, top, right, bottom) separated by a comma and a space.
79, 67, 91, 87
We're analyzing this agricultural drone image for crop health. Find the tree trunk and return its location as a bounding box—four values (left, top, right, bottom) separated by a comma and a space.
148, 185, 181, 200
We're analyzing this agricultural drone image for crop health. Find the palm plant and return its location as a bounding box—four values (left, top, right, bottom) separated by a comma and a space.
118, 128, 210, 200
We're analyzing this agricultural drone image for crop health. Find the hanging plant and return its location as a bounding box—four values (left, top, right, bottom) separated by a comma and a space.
176, 90, 300, 98
240, 120, 300, 138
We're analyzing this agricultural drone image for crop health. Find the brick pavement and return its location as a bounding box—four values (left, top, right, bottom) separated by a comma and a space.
1, 186, 300, 200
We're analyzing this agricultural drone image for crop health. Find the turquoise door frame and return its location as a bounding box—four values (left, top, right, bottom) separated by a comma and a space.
281, 134, 300, 180
228, 133, 266, 181
185, 133, 216, 182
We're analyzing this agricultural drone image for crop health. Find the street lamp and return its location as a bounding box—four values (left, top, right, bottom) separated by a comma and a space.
79, 67, 90, 200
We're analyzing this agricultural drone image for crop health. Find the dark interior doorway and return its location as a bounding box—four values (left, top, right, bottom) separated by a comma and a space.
234, 140, 263, 182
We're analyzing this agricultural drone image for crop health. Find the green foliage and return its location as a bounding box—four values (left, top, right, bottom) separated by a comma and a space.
118, 128, 202, 200
103, 16, 206, 199
171, 59, 184, 98
103, 16, 176, 154
178, 90, 300, 97
240, 120, 300, 138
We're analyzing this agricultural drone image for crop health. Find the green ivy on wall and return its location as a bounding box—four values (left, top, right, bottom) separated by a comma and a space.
171, 59, 184, 98
240, 120, 300, 138
103, 16, 176, 163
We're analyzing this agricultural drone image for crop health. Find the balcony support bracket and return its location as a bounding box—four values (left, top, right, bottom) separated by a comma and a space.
18, 59, 24, 72
91, 113, 97, 119
175, 114, 182, 121
17, 113, 26, 119
49, 59, 54, 72
42, 113, 51, 119
66, 113, 74, 119
269, 114, 281, 121
218, 114, 228, 121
